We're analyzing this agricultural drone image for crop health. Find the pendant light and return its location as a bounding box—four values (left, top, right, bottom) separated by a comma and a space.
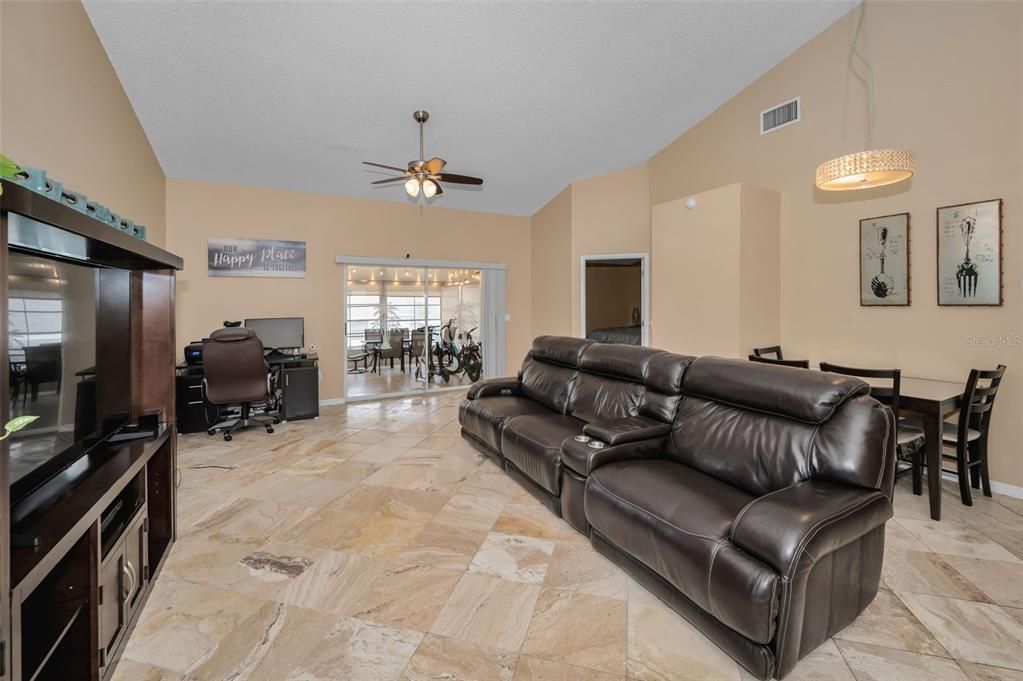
815, 8, 915, 191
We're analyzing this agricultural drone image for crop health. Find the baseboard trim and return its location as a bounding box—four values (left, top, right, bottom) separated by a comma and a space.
319, 397, 345, 406
939, 470, 1023, 500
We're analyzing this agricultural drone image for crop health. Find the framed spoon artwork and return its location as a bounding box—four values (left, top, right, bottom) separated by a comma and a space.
860, 212, 911, 306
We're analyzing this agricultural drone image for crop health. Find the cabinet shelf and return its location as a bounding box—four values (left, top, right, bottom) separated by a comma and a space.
26, 601, 86, 681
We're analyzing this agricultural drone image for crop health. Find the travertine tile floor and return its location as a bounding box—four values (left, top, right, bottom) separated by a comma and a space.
115, 392, 1023, 681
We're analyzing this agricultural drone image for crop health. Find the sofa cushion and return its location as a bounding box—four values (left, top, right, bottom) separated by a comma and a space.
460, 396, 552, 453
638, 352, 694, 422
671, 358, 891, 496
503, 413, 585, 494
586, 460, 780, 644
569, 373, 644, 423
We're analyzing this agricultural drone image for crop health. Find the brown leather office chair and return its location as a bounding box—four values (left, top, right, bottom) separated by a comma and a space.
203, 327, 279, 441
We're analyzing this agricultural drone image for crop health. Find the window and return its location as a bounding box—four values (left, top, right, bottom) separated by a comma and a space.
8, 296, 63, 363
344, 292, 441, 350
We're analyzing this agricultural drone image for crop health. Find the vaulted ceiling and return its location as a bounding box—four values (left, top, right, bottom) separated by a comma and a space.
84, 0, 857, 216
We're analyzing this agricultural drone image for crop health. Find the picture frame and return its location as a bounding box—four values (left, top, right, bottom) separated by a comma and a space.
936, 199, 1003, 306
860, 212, 910, 306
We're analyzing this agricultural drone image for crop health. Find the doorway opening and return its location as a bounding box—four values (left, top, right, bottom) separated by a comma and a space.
580, 254, 648, 346
339, 258, 505, 402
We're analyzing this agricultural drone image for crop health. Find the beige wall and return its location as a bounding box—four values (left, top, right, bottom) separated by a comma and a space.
166, 178, 531, 402
738, 185, 782, 355
530, 186, 573, 338
585, 263, 642, 334
0, 0, 166, 246
570, 163, 651, 336
530, 163, 651, 339
652, 186, 743, 356
642, 1, 1020, 488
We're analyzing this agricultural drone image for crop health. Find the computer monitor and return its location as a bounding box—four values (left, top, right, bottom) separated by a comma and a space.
244, 317, 304, 350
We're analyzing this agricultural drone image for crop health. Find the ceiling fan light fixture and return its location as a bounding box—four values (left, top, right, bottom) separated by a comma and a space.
815, 148, 916, 191
404, 177, 421, 197
422, 179, 439, 198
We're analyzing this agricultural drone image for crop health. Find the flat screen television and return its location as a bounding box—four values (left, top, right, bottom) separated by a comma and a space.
7, 250, 132, 512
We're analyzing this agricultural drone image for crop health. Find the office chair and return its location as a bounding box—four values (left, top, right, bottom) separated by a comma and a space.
203, 327, 280, 441
25, 343, 62, 403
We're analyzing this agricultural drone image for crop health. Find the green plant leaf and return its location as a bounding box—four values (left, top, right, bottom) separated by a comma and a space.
4, 415, 39, 434
0, 153, 23, 180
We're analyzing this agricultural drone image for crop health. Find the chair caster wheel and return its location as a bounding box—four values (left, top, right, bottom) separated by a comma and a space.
266, 426, 274, 433
224, 433, 232, 442
207, 429, 216, 436
273, 418, 281, 424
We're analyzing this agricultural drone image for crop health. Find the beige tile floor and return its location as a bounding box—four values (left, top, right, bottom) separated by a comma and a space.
114, 392, 1023, 681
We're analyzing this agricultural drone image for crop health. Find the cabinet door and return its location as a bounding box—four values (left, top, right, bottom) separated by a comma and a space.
99, 549, 125, 668
282, 366, 319, 420
122, 512, 148, 618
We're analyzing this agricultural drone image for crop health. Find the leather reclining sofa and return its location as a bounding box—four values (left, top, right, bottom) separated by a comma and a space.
459, 336, 895, 680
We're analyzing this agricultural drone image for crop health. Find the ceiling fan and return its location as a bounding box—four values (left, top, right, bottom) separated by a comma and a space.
363, 110, 483, 199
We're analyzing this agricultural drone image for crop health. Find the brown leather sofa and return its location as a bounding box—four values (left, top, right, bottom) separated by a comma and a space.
459, 336, 895, 680
459, 336, 694, 532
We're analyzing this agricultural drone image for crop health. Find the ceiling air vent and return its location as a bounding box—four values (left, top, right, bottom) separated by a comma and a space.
760, 97, 800, 134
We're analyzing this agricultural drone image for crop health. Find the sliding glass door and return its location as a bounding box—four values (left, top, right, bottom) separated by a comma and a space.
343, 263, 486, 400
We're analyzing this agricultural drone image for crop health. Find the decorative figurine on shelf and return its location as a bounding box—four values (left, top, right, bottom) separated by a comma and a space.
0, 416, 38, 441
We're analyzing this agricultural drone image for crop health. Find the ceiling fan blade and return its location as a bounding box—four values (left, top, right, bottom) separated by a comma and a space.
363, 161, 408, 172
424, 157, 447, 174
435, 173, 483, 186
371, 176, 408, 185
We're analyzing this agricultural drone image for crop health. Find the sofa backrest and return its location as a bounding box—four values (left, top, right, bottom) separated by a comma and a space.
518, 336, 592, 413
668, 357, 894, 496
568, 343, 694, 424
517, 336, 693, 423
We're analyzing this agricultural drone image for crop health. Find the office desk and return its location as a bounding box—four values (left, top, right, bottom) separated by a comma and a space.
175, 353, 319, 433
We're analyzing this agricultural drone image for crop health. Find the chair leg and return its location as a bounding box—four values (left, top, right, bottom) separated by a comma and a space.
956, 443, 973, 506
968, 441, 981, 490
911, 449, 923, 496
979, 436, 992, 497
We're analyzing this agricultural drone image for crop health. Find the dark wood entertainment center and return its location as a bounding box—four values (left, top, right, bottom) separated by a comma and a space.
0, 180, 182, 681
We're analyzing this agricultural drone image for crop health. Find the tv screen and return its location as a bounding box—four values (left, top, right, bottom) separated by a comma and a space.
7, 251, 132, 506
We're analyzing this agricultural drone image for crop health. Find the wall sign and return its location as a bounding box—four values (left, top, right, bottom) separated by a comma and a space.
208, 237, 306, 278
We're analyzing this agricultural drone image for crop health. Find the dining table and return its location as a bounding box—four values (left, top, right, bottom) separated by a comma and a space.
864, 375, 966, 521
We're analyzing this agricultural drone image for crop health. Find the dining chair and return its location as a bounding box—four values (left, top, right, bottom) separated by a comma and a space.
379, 328, 407, 371
937, 365, 1006, 505
363, 328, 384, 374
748, 355, 810, 369
411, 329, 427, 381
752, 345, 784, 360
819, 362, 926, 491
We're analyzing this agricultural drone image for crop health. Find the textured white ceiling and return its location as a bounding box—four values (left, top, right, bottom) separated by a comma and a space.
84, 0, 857, 216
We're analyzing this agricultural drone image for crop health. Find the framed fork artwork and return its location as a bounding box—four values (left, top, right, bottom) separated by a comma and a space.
937, 199, 1003, 306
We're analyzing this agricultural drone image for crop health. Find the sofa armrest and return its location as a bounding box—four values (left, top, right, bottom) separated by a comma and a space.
466, 377, 521, 400
561, 435, 668, 478
729, 480, 892, 578
583, 415, 671, 446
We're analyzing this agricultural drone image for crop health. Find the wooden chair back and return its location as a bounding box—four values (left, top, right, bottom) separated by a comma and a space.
748, 355, 809, 369
820, 362, 902, 420
752, 345, 784, 360
957, 365, 1007, 442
